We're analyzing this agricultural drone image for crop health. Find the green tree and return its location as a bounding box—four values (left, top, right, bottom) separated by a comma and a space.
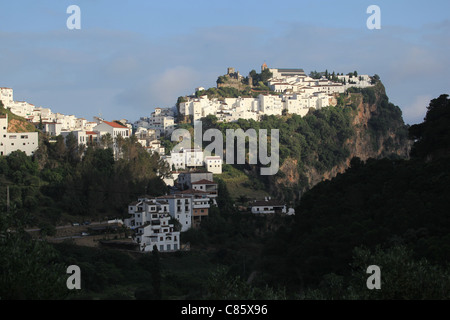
150, 245, 162, 299
100, 133, 114, 150
409, 94, 450, 160
347, 245, 450, 299
0, 209, 70, 299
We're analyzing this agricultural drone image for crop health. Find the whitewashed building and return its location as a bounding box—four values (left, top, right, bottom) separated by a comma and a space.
0, 114, 39, 156
249, 199, 285, 214
42, 122, 63, 136
125, 197, 180, 252
204, 156, 222, 174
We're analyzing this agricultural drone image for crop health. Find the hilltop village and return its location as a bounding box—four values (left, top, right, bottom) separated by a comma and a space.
1, 64, 375, 252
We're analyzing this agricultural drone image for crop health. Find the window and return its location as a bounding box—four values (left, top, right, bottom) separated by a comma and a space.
160, 245, 164, 251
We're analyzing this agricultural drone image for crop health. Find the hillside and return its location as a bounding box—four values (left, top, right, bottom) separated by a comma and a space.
191, 80, 411, 204
257, 95, 450, 298
0, 101, 38, 133
274, 81, 410, 198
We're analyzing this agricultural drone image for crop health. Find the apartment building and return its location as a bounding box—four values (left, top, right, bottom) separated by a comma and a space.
125, 197, 180, 252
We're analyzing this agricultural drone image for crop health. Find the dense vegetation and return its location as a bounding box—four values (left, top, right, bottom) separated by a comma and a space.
258, 94, 450, 298
1, 89, 448, 300
0, 133, 169, 228
170, 81, 409, 204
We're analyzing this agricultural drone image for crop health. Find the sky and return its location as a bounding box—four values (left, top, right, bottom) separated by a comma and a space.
0, 0, 449, 125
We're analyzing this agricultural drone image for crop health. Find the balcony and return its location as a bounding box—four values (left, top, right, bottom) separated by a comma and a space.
193, 203, 209, 209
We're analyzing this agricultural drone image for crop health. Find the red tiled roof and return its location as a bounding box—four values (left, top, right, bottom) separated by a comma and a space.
104, 121, 128, 129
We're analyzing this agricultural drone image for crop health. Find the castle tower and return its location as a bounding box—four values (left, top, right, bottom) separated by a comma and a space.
227, 67, 235, 75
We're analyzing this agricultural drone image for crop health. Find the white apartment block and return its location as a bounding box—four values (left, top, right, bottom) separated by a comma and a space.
125, 197, 180, 252
165, 194, 193, 231
125, 191, 213, 235
134, 108, 176, 137
0, 114, 39, 156
60, 130, 89, 146
164, 148, 204, 171
42, 122, 63, 136
259, 94, 283, 116
204, 156, 222, 174
0, 87, 14, 106
172, 190, 212, 229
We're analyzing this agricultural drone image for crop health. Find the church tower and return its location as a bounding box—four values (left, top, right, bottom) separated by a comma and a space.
261, 62, 268, 72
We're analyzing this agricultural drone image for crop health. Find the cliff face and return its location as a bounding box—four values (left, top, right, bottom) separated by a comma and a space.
273, 82, 412, 200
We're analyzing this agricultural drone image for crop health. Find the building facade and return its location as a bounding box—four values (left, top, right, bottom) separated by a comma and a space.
0, 114, 39, 156
125, 197, 180, 252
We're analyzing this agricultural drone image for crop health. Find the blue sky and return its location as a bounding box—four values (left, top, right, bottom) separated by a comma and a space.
0, 0, 449, 125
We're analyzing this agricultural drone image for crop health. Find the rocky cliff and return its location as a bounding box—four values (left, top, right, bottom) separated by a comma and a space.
273, 81, 412, 201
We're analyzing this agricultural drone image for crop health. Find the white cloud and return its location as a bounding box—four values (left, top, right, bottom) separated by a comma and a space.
403, 94, 432, 125
149, 66, 202, 105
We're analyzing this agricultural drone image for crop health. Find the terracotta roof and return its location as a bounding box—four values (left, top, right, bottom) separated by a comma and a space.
103, 121, 128, 129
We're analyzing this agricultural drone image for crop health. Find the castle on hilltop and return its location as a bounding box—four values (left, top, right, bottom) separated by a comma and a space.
181, 62, 374, 123
216, 67, 248, 90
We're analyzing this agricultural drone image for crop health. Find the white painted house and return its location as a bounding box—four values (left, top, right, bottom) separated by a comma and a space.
0, 114, 38, 156
93, 120, 132, 157
249, 199, 286, 214
204, 156, 222, 174
93, 120, 131, 139
125, 197, 180, 252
